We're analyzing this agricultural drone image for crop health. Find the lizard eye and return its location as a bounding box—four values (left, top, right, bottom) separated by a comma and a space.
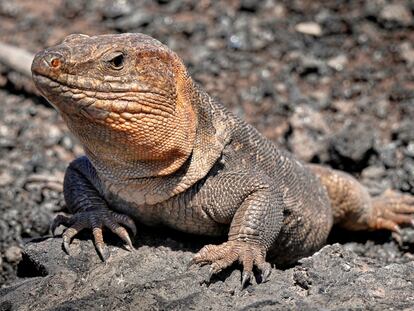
107, 53, 124, 70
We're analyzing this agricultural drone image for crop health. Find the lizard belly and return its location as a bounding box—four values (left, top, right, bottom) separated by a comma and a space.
103, 183, 227, 236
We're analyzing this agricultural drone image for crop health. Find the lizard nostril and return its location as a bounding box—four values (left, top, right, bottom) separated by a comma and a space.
50, 58, 61, 69
43, 52, 65, 70
32, 50, 66, 77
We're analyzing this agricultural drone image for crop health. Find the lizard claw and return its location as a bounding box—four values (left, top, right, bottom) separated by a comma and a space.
205, 268, 215, 284
63, 239, 71, 256
241, 271, 252, 289
259, 262, 272, 283
52, 209, 136, 261
62, 224, 88, 255
95, 242, 110, 262
187, 258, 197, 270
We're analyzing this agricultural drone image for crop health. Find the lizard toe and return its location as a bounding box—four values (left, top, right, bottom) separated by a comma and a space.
241, 271, 253, 289
52, 209, 136, 260
51, 214, 74, 236
370, 190, 414, 236
192, 244, 228, 265
91, 227, 110, 261
111, 212, 137, 237
193, 240, 270, 287
256, 261, 272, 283
61, 220, 88, 255
103, 217, 134, 251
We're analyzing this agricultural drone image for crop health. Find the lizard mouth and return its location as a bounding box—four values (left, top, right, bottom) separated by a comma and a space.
33, 73, 95, 99
32, 73, 100, 116
32, 73, 175, 120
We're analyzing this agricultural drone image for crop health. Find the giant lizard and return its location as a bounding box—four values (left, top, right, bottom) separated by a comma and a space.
31, 33, 414, 286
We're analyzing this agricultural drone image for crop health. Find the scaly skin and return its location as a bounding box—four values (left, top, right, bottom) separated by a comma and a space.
31, 33, 414, 286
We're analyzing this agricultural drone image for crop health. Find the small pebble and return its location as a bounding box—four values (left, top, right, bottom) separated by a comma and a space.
5, 246, 22, 264
327, 55, 347, 71
295, 22, 322, 36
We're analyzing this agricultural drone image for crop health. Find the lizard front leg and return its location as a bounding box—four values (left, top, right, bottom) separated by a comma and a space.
52, 156, 136, 260
191, 173, 284, 287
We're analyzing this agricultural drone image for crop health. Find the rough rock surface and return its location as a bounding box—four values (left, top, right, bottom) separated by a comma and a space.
1, 231, 414, 311
1, 0, 414, 309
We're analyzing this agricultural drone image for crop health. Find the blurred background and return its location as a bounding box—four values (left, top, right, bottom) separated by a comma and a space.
0, 0, 413, 287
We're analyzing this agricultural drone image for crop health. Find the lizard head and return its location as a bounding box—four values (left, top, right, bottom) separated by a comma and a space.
32, 33, 197, 179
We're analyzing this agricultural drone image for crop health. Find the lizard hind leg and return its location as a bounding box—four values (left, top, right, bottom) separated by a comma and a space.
308, 164, 414, 234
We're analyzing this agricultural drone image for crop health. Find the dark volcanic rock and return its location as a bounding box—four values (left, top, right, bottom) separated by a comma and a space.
1, 237, 413, 311
329, 121, 376, 171
287, 105, 331, 162
394, 120, 414, 145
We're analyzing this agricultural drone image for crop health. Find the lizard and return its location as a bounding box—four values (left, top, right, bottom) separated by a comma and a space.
31, 33, 414, 286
